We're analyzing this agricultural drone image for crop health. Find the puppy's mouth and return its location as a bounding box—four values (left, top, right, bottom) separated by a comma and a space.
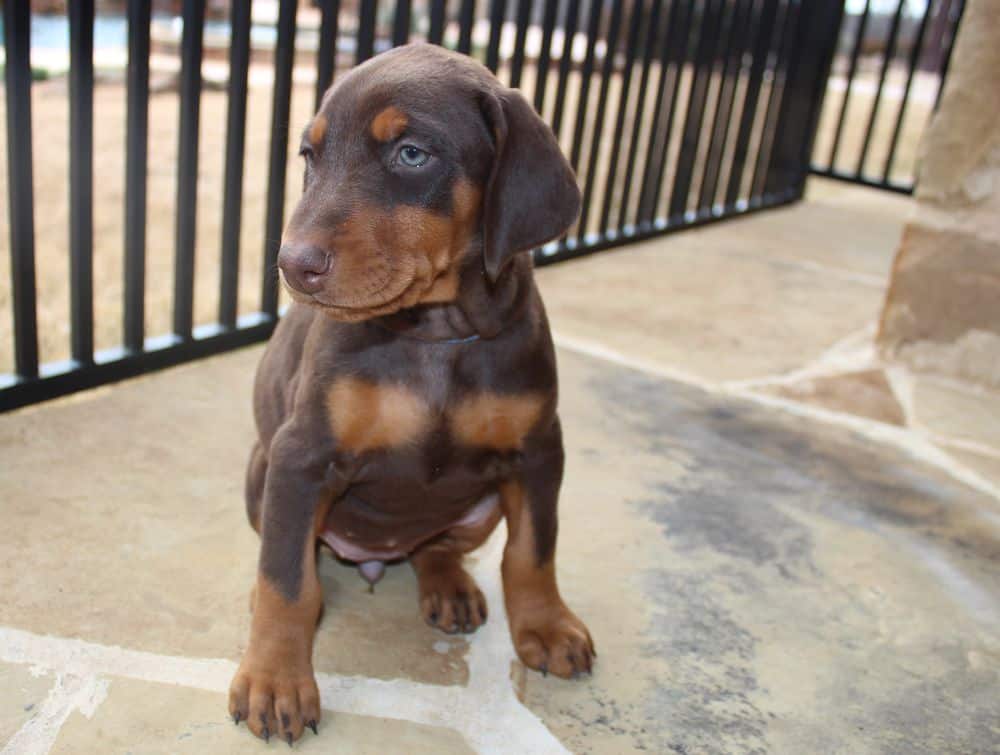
281, 257, 445, 323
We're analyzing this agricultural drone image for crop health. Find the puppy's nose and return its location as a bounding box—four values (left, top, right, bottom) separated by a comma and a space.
277, 243, 330, 295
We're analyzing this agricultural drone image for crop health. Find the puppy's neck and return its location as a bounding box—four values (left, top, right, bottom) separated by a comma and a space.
372, 253, 532, 342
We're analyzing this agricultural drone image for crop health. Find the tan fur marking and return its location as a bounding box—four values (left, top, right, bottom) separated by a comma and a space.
499, 482, 595, 678
499, 481, 559, 602
327, 377, 429, 452
308, 114, 328, 148
371, 106, 408, 142
229, 502, 329, 739
450, 393, 545, 450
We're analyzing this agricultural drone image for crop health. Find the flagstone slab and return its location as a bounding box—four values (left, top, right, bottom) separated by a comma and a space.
0, 662, 53, 745
520, 349, 1000, 755
49, 677, 474, 754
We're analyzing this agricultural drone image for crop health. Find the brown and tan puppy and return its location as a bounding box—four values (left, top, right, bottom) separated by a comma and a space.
229, 43, 594, 744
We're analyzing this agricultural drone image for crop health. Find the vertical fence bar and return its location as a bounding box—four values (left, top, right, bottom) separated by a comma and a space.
636, 0, 691, 227
644, 0, 697, 222
724, 0, 778, 208
533, 0, 560, 112
3, 0, 39, 379
486, 0, 507, 72
567, 0, 604, 171
357, 0, 377, 63
668, 0, 725, 221
458, 0, 476, 54
393, 0, 412, 46
124, 0, 151, 353
550, 0, 581, 138
577, 0, 625, 237
764, 0, 844, 198
750, 0, 799, 202
933, 0, 964, 110
315, 0, 340, 109
598, 0, 645, 234
428, 0, 447, 44
219, 0, 253, 330
617, 0, 664, 229
856, 0, 905, 176
173, 0, 205, 341
697, 0, 753, 213
827, 0, 870, 168
882, 3, 933, 181
509, 0, 533, 88
68, 0, 96, 364
261, 0, 299, 317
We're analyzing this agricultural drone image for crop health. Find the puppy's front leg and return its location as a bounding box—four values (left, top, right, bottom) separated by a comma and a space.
229, 425, 334, 744
501, 418, 595, 678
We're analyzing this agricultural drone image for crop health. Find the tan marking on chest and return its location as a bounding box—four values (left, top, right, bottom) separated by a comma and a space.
450, 393, 545, 450
371, 106, 408, 142
327, 378, 430, 452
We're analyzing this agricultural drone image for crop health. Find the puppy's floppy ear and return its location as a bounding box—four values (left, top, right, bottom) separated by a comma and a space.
480, 88, 581, 282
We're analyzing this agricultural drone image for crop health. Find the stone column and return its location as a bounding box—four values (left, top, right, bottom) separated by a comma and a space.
877, 0, 1000, 388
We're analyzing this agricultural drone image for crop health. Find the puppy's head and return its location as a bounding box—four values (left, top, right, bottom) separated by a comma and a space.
278, 43, 580, 321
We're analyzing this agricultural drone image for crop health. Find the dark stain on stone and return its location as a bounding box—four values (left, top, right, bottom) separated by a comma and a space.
640, 570, 769, 755
573, 359, 1000, 754
588, 365, 1000, 566
826, 644, 1000, 754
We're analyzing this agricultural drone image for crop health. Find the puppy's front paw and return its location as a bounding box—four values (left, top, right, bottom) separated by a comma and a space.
229, 658, 321, 745
418, 565, 488, 634
511, 603, 595, 679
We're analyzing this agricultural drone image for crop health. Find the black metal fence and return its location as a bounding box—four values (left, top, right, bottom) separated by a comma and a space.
2, 0, 843, 411
810, 0, 964, 193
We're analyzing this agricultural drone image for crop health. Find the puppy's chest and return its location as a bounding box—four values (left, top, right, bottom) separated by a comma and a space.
324, 373, 546, 460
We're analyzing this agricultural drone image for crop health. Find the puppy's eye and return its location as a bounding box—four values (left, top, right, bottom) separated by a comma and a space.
398, 145, 429, 168
298, 145, 314, 162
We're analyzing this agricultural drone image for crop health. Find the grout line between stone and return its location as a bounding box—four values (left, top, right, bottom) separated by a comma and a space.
553, 332, 1000, 505
1, 674, 108, 755
723, 324, 878, 391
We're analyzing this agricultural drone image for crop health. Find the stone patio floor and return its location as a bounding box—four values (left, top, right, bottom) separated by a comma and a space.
1, 179, 998, 754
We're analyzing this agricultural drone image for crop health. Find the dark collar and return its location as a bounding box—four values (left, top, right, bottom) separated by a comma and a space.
372, 306, 482, 344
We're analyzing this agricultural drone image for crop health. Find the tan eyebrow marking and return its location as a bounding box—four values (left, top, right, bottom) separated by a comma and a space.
308, 114, 328, 148
371, 106, 408, 142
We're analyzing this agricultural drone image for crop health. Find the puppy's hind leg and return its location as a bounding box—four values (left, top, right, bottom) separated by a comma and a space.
411, 495, 503, 634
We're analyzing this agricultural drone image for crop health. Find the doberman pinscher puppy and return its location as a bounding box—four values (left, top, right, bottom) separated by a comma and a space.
229, 43, 594, 744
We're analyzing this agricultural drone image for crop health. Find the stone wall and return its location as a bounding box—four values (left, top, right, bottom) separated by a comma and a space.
877, 0, 1000, 388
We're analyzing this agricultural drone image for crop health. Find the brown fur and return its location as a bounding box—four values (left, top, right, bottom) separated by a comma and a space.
230, 44, 591, 744
499, 481, 594, 678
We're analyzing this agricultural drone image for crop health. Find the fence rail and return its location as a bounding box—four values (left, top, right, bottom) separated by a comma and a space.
2, 0, 843, 411
810, 0, 964, 193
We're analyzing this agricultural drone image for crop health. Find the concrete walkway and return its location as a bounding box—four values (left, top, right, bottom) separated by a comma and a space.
1, 181, 998, 754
